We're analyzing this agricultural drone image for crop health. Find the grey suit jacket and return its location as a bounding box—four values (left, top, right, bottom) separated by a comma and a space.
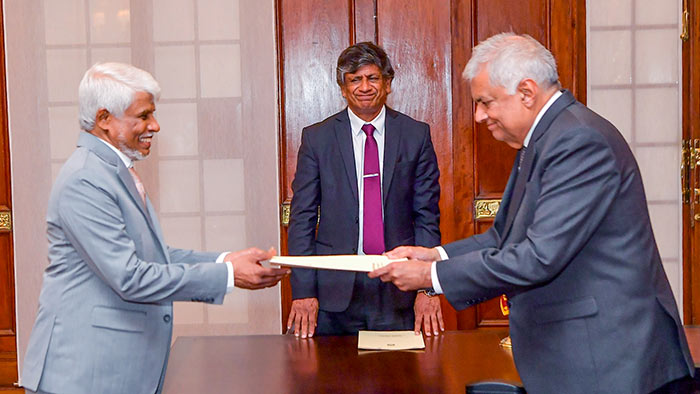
22, 132, 229, 394
438, 91, 694, 393
288, 108, 441, 312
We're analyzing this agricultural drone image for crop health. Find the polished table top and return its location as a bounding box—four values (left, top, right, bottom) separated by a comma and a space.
163, 327, 700, 393
162, 329, 521, 394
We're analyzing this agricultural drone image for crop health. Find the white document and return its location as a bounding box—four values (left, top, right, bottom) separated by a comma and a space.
270, 255, 407, 272
357, 330, 426, 350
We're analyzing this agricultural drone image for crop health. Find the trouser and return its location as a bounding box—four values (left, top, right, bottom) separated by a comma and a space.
315, 272, 414, 335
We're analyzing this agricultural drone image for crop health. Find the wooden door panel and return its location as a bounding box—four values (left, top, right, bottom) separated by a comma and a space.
378, 0, 456, 245
378, 0, 457, 328
682, 0, 700, 324
0, 0, 16, 384
473, 0, 545, 199
474, 1, 547, 41
278, 0, 350, 203
353, 0, 376, 43
277, 0, 353, 323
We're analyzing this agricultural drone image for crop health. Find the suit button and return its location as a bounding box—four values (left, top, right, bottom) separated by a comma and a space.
163, 314, 171, 323
352, 248, 357, 253
355, 217, 359, 223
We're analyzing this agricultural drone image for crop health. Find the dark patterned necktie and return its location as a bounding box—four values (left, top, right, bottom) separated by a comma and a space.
361, 123, 384, 254
518, 145, 527, 171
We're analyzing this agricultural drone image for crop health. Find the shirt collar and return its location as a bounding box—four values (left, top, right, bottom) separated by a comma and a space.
348, 105, 386, 137
523, 90, 562, 148
96, 137, 134, 168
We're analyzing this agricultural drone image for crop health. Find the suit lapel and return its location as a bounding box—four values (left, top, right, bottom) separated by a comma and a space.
500, 148, 535, 243
116, 165, 158, 231
334, 111, 359, 203
499, 90, 576, 242
495, 159, 520, 241
79, 132, 169, 257
382, 108, 400, 206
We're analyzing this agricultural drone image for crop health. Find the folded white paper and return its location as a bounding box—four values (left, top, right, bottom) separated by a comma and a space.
358, 330, 425, 350
270, 255, 407, 272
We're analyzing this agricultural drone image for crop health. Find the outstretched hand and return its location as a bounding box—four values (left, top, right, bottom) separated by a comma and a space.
385, 245, 441, 262
227, 247, 290, 289
368, 259, 433, 291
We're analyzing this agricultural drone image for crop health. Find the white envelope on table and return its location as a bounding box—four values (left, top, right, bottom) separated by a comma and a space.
358, 330, 426, 350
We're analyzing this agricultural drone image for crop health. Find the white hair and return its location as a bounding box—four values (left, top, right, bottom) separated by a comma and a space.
78, 62, 161, 131
463, 32, 560, 94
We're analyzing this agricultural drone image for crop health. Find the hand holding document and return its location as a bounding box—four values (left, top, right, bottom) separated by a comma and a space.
358, 330, 425, 350
270, 255, 407, 272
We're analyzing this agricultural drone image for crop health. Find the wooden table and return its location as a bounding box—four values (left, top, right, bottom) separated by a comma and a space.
162, 329, 521, 393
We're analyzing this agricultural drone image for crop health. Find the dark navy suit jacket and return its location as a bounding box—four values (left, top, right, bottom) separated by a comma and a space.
437, 91, 693, 393
288, 107, 440, 312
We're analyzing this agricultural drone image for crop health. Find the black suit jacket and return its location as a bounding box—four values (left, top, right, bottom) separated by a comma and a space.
288, 108, 441, 312
438, 91, 693, 393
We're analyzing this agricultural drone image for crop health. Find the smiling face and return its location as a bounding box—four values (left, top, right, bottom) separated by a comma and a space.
470, 67, 533, 149
340, 64, 392, 122
98, 91, 160, 160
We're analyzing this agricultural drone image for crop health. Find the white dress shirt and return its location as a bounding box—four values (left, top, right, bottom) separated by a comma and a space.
96, 137, 235, 293
347, 106, 386, 255
430, 90, 563, 293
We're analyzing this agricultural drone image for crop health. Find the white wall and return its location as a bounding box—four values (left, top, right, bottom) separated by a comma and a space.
6, 0, 281, 380
587, 0, 683, 309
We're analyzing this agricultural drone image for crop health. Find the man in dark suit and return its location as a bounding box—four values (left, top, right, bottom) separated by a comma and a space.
371, 33, 694, 393
287, 42, 443, 338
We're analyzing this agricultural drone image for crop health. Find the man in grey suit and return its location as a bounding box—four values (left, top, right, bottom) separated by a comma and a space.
371, 33, 694, 393
22, 63, 289, 394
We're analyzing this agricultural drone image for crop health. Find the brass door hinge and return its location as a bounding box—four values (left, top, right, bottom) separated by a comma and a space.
682, 139, 691, 204
474, 199, 501, 220
0, 210, 10, 232
281, 202, 291, 227
681, 0, 690, 42
683, 139, 700, 226
280, 202, 320, 227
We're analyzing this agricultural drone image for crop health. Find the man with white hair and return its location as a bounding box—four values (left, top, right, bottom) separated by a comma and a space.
22, 63, 289, 394
371, 33, 694, 393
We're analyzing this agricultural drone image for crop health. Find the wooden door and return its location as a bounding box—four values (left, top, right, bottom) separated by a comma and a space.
277, 0, 586, 330
0, 1, 17, 385
682, 0, 700, 324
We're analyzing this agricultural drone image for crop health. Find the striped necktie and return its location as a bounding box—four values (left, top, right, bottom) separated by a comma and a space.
128, 166, 147, 206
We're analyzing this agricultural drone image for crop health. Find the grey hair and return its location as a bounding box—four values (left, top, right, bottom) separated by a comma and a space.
78, 62, 161, 131
463, 32, 560, 94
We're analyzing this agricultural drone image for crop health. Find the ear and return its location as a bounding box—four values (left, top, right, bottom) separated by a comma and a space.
517, 79, 538, 108
384, 78, 393, 95
95, 108, 111, 129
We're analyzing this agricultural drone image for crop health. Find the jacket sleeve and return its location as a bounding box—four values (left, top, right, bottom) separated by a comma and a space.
437, 128, 621, 310
57, 171, 228, 304
287, 128, 319, 299
412, 124, 441, 248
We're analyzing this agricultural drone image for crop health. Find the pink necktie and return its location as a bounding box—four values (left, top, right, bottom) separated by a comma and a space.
128, 167, 147, 205
362, 124, 384, 254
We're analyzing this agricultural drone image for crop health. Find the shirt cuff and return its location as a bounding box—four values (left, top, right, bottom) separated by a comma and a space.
431, 261, 444, 295
435, 246, 448, 261
216, 252, 234, 294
